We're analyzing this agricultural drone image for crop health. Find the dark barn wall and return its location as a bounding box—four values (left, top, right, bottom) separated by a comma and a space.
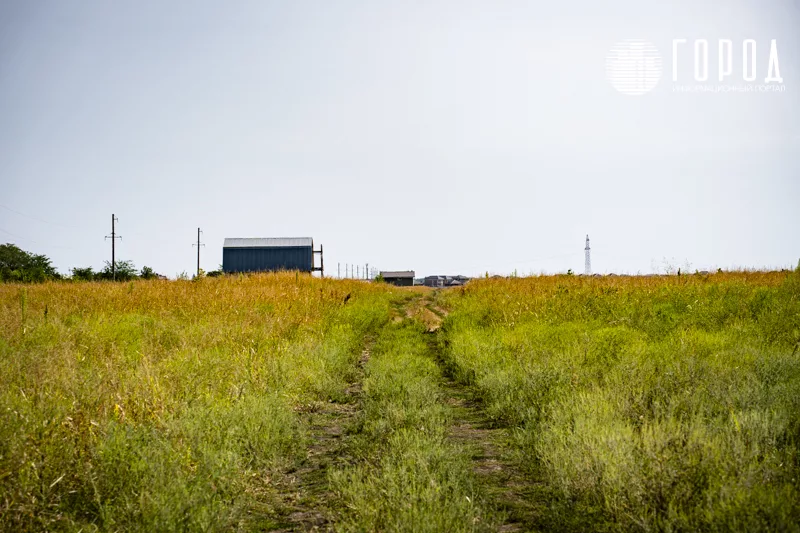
223, 246, 313, 273
384, 277, 413, 287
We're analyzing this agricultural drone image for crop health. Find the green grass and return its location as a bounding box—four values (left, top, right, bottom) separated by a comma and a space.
330, 314, 499, 532
3, 269, 799, 531
439, 270, 800, 532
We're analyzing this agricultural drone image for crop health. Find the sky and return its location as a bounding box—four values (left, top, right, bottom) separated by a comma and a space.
1, 0, 798, 278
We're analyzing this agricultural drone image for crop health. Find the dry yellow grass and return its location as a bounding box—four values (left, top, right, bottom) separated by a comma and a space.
0, 273, 396, 531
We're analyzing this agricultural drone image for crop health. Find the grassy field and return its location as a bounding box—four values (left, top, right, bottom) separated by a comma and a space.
438, 270, 800, 531
1, 268, 799, 531
0, 274, 393, 531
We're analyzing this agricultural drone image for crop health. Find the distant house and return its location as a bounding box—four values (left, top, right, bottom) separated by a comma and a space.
223, 237, 322, 274
380, 271, 415, 287
424, 275, 446, 288
424, 275, 470, 288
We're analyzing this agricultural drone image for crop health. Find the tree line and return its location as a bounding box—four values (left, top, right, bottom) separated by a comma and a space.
0, 243, 166, 283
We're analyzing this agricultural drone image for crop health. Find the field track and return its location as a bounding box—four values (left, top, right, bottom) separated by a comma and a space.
269, 291, 539, 532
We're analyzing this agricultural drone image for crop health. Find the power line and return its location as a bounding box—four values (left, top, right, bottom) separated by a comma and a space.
0, 226, 30, 241
0, 226, 74, 249
0, 203, 82, 229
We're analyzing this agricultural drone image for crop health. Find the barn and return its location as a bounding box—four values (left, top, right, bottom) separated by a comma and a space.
223, 237, 321, 274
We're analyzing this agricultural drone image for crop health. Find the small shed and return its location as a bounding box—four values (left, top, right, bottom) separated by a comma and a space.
380, 270, 415, 287
223, 237, 316, 273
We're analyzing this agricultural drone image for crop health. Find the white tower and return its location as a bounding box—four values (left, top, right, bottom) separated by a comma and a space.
584, 235, 591, 275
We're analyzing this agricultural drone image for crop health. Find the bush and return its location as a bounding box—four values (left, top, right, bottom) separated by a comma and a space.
70, 266, 96, 281
97, 260, 138, 281
140, 266, 159, 280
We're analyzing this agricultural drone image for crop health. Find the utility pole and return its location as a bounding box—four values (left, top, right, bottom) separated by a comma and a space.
338, 263, 340, 279
193, 228, 205, 277
105, 214, 121, 280
357, 265, 359, 278
366, 263, 369, 280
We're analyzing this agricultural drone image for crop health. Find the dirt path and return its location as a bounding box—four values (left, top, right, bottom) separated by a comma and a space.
420, 293, 541, 532
441, 382, 542, 532
270, 344, 372, 532
271, 292, 539, 531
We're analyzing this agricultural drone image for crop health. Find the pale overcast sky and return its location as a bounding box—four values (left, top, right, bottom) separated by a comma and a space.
1, 0, 798, 278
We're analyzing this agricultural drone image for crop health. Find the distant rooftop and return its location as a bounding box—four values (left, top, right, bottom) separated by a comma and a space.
223, 237, 312, 248
380, 271, 415, 278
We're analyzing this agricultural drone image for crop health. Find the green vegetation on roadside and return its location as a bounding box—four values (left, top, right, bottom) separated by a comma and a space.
0, 273, 392, 531
438, 269, 800, 532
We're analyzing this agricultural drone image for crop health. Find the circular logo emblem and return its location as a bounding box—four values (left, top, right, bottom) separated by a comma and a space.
606, 40, 662, 95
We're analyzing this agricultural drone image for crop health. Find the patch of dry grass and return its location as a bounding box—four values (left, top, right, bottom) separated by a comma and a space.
0, 273, 394, 531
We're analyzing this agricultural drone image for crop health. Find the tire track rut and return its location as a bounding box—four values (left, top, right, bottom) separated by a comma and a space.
421, 293, 540, 532
271, 344, 372, 532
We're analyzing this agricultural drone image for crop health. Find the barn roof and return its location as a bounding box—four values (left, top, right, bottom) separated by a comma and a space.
380, 271, 415, 278
223, 237, 313, 248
